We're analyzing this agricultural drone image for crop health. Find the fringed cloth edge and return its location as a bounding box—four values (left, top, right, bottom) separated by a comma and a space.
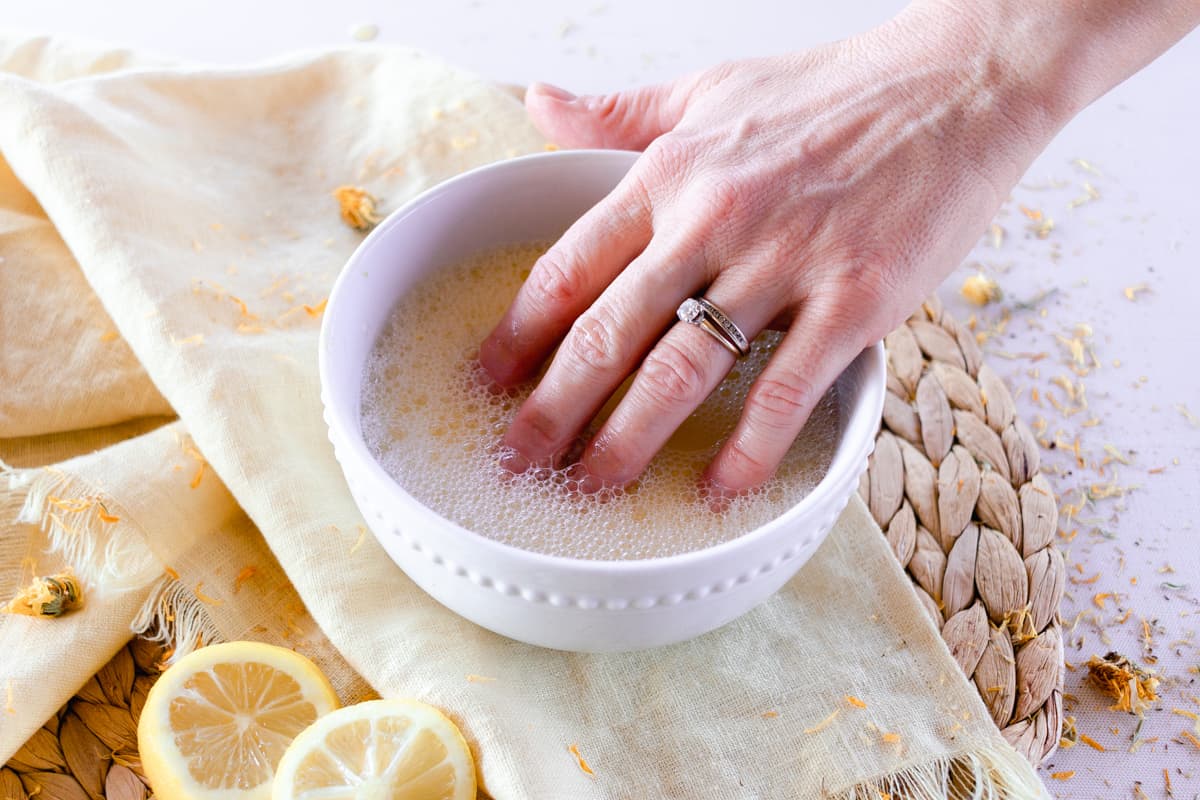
3, 460, 222, 663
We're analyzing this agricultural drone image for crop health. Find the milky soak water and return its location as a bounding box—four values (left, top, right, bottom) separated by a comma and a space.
360, 242, 841, 560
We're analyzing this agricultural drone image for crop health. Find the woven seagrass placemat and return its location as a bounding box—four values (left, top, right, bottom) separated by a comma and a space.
860, 295, 1064, 767
2, 299, 1065, 798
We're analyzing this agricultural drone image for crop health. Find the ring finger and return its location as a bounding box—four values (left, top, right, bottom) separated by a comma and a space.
706, 296, 868, 491
579, 276, 780, 486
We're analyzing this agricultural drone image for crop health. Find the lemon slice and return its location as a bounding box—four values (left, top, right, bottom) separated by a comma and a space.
137, 641, 340, 800
272, 699, 476, 800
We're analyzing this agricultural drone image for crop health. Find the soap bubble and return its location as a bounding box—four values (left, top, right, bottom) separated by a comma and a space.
360, 242, 841, 561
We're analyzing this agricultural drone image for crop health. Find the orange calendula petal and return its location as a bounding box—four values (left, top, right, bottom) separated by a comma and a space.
567, 743, 594, 776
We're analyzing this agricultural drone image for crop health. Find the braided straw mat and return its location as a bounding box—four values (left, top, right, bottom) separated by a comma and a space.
2, 299, 1064, 800
859, 295, 1064, 768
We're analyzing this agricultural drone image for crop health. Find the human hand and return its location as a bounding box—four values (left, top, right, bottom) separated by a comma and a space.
478, 2, 1160, 491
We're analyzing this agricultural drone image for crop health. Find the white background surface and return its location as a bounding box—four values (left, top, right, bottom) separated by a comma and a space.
5, 2, 1199, 798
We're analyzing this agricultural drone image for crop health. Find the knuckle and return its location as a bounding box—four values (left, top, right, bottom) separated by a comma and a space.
564, 309, 626, 373
747, 376, 815, 432
587, 92, 645, 143
618, 169, 654, 218
638, 339, 707, 408
723, 436, 774, 483
854, 246, 905, 302
586, 430, 639, 483
695, 173, 742, 221
587, 92, 626, 124
513, 403, 564, 454
760, 238, 802, 278
809, 288, 882, 351
527, 249, 585, 309
699, 61, 737, 90
643, 134, 696, 180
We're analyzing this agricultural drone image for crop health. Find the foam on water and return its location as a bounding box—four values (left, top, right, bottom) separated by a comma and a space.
360, 241, 841, 560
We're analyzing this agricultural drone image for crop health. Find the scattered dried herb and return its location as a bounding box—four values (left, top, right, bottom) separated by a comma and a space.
961, 273, 1002, 306
233, 566, 257, 594
1086, 652, 1159, 716
465, 674, 496, 684
804, 709, 840, 734
3, 572, 82, 618
567, 743, 594, 776
333, 185, 383, 232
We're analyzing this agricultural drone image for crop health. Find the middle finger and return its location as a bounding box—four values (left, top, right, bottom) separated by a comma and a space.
579, 274, 781, 486
500, 239, 710, 468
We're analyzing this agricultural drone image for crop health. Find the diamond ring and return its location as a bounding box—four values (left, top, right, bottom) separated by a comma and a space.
676, 297, 751, 357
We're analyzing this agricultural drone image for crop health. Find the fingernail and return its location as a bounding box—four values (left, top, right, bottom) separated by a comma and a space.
478, 338, 514, 385
499, 449, 530, 474
698, 476, 737, 515
573, 466, 619, 497
578, 472, 603, 495
556, 436, 587, 470
556, 463, 602, 497
530, 81, 576, 103
581, 438, 627, 487
705, 494, 732, 515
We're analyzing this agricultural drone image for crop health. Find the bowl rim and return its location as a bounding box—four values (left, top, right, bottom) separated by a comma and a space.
319, 148, 886, 576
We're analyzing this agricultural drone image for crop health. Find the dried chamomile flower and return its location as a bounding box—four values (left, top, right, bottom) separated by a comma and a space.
1086, 651, 1159, 716
3, 571, 83, 618
333, 185, 383, 232
961, 273, 1002, 306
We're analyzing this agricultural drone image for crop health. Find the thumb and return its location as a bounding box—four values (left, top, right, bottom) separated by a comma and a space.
524, 81, 688, 151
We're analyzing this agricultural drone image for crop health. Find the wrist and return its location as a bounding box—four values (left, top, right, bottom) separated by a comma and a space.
899, 0, 1200, 142
888, 2, 1076, 146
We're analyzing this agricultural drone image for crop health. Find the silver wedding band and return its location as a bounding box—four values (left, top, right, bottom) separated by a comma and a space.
676, 297, 750, 358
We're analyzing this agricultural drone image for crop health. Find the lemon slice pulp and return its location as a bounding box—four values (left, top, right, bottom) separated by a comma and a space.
272, 699, 476, 800
137, 641, 340, 800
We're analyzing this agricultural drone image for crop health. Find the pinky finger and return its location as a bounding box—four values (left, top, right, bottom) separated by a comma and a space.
705, 304, 871, 491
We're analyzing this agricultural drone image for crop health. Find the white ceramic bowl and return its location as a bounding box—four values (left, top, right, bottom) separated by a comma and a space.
319, 149, 885, 652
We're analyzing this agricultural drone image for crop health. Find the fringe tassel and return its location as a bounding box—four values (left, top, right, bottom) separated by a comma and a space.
7, 465, 159, 591
835, 744, 1048, 800
129, 573, 224, 664
3, 461, 222, 662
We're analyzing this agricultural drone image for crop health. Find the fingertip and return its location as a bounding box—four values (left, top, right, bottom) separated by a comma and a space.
526, 84, 645, 151
477, 333, 517, 386
525, 82, 586, 146
574, 467, 609, 497
479, 319, 541, 388
696, 477, 737, 515
579, 436, 629, 488
703, 437, 774, 494
497, 447, 530, 475
589, 436, 668, 498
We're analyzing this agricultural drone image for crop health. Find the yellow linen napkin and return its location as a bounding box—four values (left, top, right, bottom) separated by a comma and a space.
0, 36, 1048, 798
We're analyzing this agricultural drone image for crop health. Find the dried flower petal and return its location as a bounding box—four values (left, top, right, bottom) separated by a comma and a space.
567, 743, 594, 776
1123, 283, 1150, 301
804, 709, 840, 734
233, 566, 257, 594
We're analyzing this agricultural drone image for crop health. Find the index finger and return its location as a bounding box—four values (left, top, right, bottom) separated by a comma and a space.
478, 177, 651, 386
